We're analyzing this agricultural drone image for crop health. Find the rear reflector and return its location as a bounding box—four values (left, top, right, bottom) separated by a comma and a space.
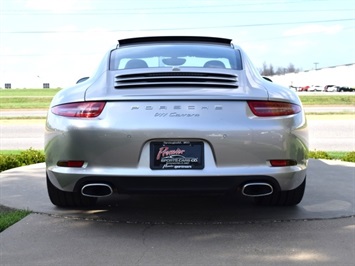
57, 161, 85, 168
52, 102, 106, 118
248, 101, 301, 117
269, 160, 297, 167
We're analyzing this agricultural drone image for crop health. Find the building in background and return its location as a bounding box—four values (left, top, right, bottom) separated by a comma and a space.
0, 73, 60, 89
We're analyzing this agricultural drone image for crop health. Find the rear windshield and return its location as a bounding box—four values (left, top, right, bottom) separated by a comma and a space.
110, 44, 242, 70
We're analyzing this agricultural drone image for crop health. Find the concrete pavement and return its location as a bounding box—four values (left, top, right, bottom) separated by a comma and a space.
0, 159, 354, 265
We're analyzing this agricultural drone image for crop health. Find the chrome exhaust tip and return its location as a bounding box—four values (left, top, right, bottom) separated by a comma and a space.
81, 183, 113, 197
242, 183, 273, 197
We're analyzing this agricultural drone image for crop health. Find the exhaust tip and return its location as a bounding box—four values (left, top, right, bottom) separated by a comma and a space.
81, 183, 113, 197
242, 183, 273, 197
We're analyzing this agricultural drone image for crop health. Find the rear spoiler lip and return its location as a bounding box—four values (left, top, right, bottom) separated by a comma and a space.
118, 36, 233, 47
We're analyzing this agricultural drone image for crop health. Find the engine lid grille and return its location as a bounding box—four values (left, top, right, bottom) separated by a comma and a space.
114, 71, 238, 89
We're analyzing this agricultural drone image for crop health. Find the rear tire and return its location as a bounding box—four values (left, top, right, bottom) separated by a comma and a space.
46, 174, 97, 207
254, 177, 306, 206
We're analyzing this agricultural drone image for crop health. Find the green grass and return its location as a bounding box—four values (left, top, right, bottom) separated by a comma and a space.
0, 116, 47, 120
0, 88, 61, 97
0, 150, 24, 155
0, 88, 60, 109
327, 151, 348, 160
299, 95, 355, 105
0, 97, 52, 109
0, 209, 31, 233
0, 149, 45, 155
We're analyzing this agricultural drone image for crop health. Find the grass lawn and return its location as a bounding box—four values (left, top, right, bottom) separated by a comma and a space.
0, 88, 61, 97
0, 89, 61, 109
0, 98, 52, 109
327, 151, 348, 160
299, 95, 355, 105
0, 208, 31, 233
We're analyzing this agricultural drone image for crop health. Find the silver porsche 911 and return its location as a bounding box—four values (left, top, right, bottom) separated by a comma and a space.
45, 36, 308, 207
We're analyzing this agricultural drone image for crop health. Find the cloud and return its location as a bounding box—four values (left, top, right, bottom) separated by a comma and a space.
283, 24, 343, 36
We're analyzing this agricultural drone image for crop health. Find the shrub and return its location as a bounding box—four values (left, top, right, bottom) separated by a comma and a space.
308, 150, 332, 160
0, 155, 21, 172
17, 148, 45, 165
342, 151, 355, 163
0, 149, 45, 172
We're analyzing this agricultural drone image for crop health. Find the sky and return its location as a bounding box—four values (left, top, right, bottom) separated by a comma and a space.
0, 0, 354, 88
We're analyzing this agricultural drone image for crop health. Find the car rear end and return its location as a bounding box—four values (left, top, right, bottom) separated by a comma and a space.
45, 36, 308, 207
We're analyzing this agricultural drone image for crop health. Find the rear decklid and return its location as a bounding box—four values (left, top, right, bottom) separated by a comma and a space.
84, 68, 269, 101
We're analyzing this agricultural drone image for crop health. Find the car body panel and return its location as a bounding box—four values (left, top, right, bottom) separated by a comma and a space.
46, 99, 307, 191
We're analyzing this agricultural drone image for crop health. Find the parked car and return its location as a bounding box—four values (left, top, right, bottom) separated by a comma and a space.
45, 36, 308, 208
310, 85, 323, 92
298, 85, 310, 92
323, 85, 337, 92
337, 86, 355, 92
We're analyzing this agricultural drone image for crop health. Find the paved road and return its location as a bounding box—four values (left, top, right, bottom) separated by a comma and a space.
0, 109, 48, 118
0, 123, 44, 150
1, 116, 354, 151
308, 118, 355, 151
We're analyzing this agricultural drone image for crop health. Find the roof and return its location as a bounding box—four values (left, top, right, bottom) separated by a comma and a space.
118, 36, 232, 47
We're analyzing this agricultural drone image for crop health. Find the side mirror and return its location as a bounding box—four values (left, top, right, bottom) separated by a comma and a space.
76, 77, 90, 84
262, 77, 272, 82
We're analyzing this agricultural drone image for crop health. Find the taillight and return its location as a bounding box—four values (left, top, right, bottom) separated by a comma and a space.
248, 101, 301, 117
57, 161, 85, 167
269, 160, 297, 167
51, 102, 106, 118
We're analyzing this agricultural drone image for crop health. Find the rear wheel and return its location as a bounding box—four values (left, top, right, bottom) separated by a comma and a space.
254, 177, 306, 206
46, 174, 97, 207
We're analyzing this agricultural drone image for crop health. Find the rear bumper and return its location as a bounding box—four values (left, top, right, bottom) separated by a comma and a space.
47, 162, 307, 194
72, 175, 282, 194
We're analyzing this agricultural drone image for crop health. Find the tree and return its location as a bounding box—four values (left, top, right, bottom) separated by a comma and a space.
287, 63, 295, 73
260, 62, 275, 76
260, 62, 300, 75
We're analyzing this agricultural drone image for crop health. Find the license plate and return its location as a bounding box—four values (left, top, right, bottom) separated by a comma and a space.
150, 141, 204, 170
